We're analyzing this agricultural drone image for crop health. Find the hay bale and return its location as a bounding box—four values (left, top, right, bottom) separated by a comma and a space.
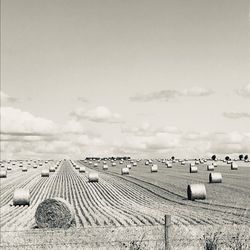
103, 165, 108, 170
7, 166, 12, 170
75, 165, 80, 170
79, 166, 86, 173
112, 162, 116, 166
35, 198, 75, 229
207, 165, 214, 171
190, 165, 198, 173
145, 161, 149, 165
195, 161, 199, 165
49, 166, 55, 172
231, 162, 238, 170
187, 184, 206, 201
119, 161, 123, 164
212, 162, 217, 167
181, 161, 186, 165
13, 188, 30, 206
22, 166, 28, 172
166, 162, 172, 168
94, 163, 98, 167
0, 170, 7, 178
209, 173, 222, 183
121, 167, 129, 175
151, 164, 158, 172
33, 164, 38, 168
88, 172, 99, 182
126, 164, 131, 169
41, 169, 49, 177
133, 162, 137, 167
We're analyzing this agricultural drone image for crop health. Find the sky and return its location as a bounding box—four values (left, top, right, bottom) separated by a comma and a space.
1, 0, 250, 160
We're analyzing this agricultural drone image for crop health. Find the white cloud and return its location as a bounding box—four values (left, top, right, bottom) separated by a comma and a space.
70, 106, 122, 123
130, 86, 214, 102
236, 84, 250, 98
1, 107, 57, 135
0, 91, 17, 104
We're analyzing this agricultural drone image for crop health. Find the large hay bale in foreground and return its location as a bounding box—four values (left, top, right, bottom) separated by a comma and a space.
209, 173, 222, 183
231, 162, 238, 170
35, 198, 75, 229
41, 169, 49, 177
151, 164, 158, 172
187, 184, 206, 201
88, 172, 99, 182
0, 170, 7, 178
13, 189, 30, 206
121, 167, 129, 175
79, 166, 86, 173
189, 165, 198, 173
207, 165, 214, 171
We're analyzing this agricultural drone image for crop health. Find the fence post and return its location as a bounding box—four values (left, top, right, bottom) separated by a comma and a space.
164, 215, 171, 250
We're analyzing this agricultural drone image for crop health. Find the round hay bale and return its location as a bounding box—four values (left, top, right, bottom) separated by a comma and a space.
166, 162, 172, 168
103, 165, 108, 170
19, 164, 23, 168
207, 165, 214, 171
41, 169, 49, 177
49, 166, 55, 172
0, 170, 7, 178
195, 161, 199, 165
22, 166, 28, 172
231, 162, 238, 170
112, 162, 116, 166
88, 161, 92, 165
187, 184, 206, 201
7, 166, 12, 171
35, 198, 75, 229
88, 172, 99, 182
133, 162, 137, 167
181, 161, 186, 165
126, 164, 132, 169
119, 161, 123, 164
209, 173, 222, 183
145, 161, 149, 165
212, 162, 217, 167
13, 188, 30, 206
190, 165, 198, 173
94, 163, 98, 167
121, 167, 129, 175
39, 163, 43, 166
75, 165, 80, 170
79, 166, 86, 173
33, 164, 38, 168
151, 164, 158, 173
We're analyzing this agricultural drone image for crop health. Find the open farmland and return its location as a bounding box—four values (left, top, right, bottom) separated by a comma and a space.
0, 159, 250, 249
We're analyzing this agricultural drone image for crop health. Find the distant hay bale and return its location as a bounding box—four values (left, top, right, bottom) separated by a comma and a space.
22, 166, 28, 172
181, 161, 186, 165
166, 162, 172, 168
189, 165, 198, 173
88, 172, 99, 182
49, 166, 55, 172
207, 165, 214, 171
39, 163, 43, 166
88, 161, 92, 165
33, 165, 38, 168
119, 161, 123, 164
145, 161, 149, 165
121, 167, 129, 175
13, 188, 30, 206
0, 170, 7, 178
94, 163, 98, 167
126, 164, 131, 169
212, 162, 217, 167
19, 164, 23, 168
103, 165, 108, 170
79, 166, 86, 173
75, 165, 80, 170
133, 162, 137, 166
187, 184, 206, 201
195, 161, 199, 165
35, 198, 75, 229
209, 173, 222, 183
7, 166, 12, 170
151, 164, 158, 172
112, 162, 116, 166
231, 162, 238, 170
41, 169, 49, 177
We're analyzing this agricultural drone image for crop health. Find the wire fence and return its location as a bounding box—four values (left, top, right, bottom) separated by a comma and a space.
1, 218, 250, 250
